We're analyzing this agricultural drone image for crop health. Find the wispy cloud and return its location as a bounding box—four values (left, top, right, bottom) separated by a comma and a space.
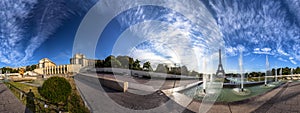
209, 0, 300, 63
285, 0, 300, 25
0, 0, 98, 66
289, 57, 297, 64
253, 47, 273, 55
278, 57, 288, 62
113, 1, 223, 72
0, 0, 37, 66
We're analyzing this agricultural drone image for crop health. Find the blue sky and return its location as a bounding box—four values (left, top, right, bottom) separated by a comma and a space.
1, 0, 300, 73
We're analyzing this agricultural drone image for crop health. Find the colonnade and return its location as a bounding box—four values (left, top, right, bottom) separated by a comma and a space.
43, 65, 68, 75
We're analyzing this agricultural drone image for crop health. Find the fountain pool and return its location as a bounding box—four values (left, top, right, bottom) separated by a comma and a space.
180, 81, 282, 102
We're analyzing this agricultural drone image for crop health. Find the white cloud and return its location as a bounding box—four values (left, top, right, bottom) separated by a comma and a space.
253, 48, 273, 55
261, 48, 271, 52
0, 0, 96, 66
277, 47, 290, 56
290, 59, 297, 65
209, 0, 300, 63
225, 46, 238, 56
285, 0, 300, 25
0, 0, 37, 65
278, 57, 288, 62
130, 48, 174, 69
113, 2, 224, 72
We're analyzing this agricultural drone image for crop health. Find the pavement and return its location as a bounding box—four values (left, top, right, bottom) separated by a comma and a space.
74, 73, 300, 113
252, 82, 300, 113
0, 81, 27, 113
74, 73, 195, 113
185, 82, 300, 113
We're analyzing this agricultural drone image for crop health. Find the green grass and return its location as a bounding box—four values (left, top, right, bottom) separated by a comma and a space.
5, 78, 90, 113
8, 82, 43, 99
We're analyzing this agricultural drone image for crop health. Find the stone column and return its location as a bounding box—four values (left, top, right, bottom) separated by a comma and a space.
59, 66, 61, 74
51, 67, 53, 75
62, 65, 65, 74
65, 65, 68, 74
50, 66, 52, 75
60, 66, 62, 74
54, 66, 56, 74
46, 67, 48, 75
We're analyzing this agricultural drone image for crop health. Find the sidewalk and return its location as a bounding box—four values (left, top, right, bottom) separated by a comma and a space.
185, 82, 300, 113
0, 82, 27, 113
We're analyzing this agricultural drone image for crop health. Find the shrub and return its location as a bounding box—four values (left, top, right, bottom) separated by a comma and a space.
39, 76, 71, 103
69, 93, 89, 113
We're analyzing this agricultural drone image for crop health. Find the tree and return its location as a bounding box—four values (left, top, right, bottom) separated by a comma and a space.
116, 56, 134, 69
95, 60, 104, 68
296, 67, 300, 74
104, 55, 121, 68
282, 67, 290, 75
181, 66, 189, 75
189, 70, 200, 77
142, 61, 153, 71
132, 59, 142, 70
39, 76, 71, 104
155, 64, 168, 73
1, 67, 13, 74
26, 65, 37, 71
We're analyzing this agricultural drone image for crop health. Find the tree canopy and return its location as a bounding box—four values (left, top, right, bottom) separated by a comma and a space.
142, 61, 153, 71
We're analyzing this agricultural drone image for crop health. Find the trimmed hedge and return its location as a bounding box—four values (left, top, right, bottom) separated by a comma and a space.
39, 76, 71, 103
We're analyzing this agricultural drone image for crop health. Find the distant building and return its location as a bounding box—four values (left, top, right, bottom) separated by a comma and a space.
33, 53, 96, 75
34, 58, 81, 75
70, 53, 95, 67
38, 58, 56, 68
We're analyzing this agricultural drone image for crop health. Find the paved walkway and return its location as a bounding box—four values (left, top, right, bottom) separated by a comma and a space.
0, 81, 27, 113
74, 73, 300, 113
74, 74, 195, 113
253, 82, 300, 113
184, 82, 300, 113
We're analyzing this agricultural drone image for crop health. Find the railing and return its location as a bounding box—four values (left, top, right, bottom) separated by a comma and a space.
6, 82, 67, 112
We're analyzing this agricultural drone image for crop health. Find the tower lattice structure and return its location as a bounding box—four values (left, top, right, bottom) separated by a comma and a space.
216, 49, 225, 77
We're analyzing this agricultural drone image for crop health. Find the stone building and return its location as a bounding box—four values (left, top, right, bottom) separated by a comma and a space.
70, 53, 95, 67
33, 54, 95, 75
38, 58, 56, 68
34, 58, 81, 75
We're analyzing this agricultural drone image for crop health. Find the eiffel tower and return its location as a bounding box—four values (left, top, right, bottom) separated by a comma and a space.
216, 49, 225, 77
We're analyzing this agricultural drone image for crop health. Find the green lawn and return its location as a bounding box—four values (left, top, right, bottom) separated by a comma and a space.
5, 78, 89, 113
8, 81, 43, 99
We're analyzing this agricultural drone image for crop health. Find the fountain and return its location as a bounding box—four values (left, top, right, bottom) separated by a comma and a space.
261, 55, 276, 88
275, 68, 277, 82
231, 49, 251, 95
239, 49, 244, 91
278, 68, 282, 81
181, 49, 281, 102
290, 68, 294, 82
265, 55, 269, 86
272, 66, 281, 85
202, 57, 207, 94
